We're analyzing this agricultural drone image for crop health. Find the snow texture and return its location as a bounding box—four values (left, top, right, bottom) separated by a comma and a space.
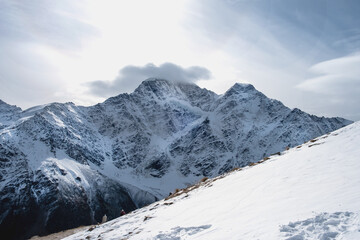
64, 121, 360, 240
280, 212, 360, 240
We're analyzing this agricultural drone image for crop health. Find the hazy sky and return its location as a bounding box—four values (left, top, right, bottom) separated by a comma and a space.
1, 0, 359, 120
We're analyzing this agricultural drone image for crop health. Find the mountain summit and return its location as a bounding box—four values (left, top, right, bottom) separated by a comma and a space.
0, 79, 352, 239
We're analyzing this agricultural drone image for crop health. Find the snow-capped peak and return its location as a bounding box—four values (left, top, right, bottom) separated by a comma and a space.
0, 79, 352, 239
230, 82, 256, 91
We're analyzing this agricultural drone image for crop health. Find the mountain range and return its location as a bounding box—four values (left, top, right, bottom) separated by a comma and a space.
0, 78, 352, 239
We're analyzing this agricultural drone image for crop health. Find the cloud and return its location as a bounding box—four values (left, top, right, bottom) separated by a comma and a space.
295, 52, 360, 120
297, 53, 360, 95
0, 0, 99, 109
87, 63, 212, 97
0, 0, 98, 51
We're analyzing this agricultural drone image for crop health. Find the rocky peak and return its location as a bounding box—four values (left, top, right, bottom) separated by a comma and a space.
291, 108, 304, 114
221, 83, 263, 101
133, 78, 180, 99
133, 78, 218, 111
0, 99, 22, 128
232, 82, 255, 91
212, 82, 267, 113
0, 99, 22, 113
228, 83, 255, 93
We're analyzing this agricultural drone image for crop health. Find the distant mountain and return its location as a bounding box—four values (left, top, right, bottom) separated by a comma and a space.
0, 78, 352, 239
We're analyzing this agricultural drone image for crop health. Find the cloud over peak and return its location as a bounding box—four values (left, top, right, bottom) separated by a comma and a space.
87, 63, 212, 97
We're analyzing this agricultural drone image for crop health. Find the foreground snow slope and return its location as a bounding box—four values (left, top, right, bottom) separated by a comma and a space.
65, 121, 360, 240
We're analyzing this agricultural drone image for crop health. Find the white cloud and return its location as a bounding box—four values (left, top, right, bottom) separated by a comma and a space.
86, 63, 212, 97
297, 53, 360, 95
294, 53, 360, 120
0, 0, 98, 51
1, 0, 360, 120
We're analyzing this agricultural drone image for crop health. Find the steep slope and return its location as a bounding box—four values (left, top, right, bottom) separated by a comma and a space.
0, 78, 352, 239
65, 121, 360, 240
85, 79, 351, 194
0, 99, 22, 129
0, 102, 157, 240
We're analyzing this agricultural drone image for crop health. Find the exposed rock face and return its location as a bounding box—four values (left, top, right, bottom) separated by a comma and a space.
0, 79, 352, 239
0, 100, 22, 130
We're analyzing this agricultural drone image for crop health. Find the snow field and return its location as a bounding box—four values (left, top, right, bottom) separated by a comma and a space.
65, 122, 360, 240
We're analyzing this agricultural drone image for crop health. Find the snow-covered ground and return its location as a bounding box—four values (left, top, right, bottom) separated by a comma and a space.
64, 121, 360, 240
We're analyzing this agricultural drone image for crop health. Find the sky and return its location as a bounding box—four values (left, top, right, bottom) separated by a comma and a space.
0, 0, 359, 120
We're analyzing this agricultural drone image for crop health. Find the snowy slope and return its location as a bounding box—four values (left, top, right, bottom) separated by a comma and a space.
0, 79, 352, 239
65, 121, 360, 240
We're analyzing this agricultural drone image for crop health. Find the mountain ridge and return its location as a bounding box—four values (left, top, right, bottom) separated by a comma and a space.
0, 78, 352, 239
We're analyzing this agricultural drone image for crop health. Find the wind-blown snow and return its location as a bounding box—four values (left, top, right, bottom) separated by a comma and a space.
65, 121, 360, 240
